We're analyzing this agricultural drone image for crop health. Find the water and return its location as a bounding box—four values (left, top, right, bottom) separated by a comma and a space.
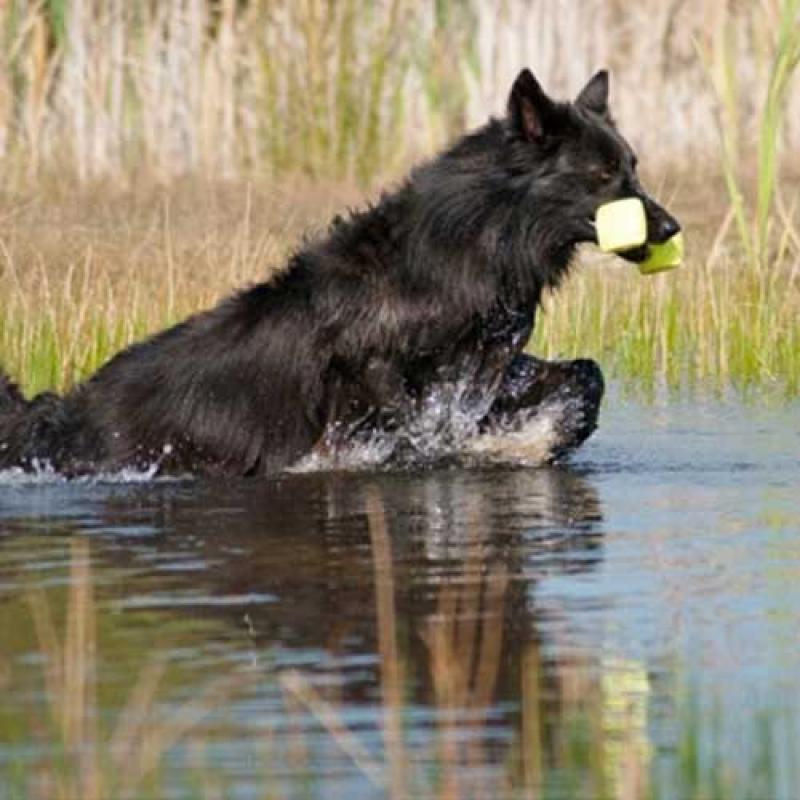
1, 397, 799, 799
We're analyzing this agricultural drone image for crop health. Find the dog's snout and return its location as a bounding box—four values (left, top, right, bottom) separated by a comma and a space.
657, 215, 681, 242
645, 204, 681, 244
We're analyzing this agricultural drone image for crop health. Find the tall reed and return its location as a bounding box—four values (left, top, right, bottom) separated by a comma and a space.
702, 0, 800, 269
529, 0, 800, 399
0, 1, 797, 183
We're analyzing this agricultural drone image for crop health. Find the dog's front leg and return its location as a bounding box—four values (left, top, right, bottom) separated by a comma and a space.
316, 355, 412, 456
453, 306, 535, 406
481, 354, 605, 458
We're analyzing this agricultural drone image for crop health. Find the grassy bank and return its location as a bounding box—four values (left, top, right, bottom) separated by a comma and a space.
0, 172, 797, 400
0, 178, 355, 395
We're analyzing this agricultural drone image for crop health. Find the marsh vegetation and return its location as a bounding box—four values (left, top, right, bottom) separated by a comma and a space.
1, 2, 799, 797
0, 0, 798, 397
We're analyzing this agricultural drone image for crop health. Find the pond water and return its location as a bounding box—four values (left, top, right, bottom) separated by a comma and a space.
1, 396, 799, 799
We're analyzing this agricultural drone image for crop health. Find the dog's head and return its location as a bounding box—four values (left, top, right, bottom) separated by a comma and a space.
506, 68, 680, 263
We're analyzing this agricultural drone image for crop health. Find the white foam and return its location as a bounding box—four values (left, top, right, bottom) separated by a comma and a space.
0, 459, 179, 487
291, 381, 581, 473
464, 407, 559, 465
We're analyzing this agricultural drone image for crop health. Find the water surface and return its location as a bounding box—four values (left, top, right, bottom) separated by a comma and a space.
1, 398, 799, 799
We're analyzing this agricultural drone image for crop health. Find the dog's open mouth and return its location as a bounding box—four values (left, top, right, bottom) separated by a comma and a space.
586, 218, 650, 264
617, 243, 650, 263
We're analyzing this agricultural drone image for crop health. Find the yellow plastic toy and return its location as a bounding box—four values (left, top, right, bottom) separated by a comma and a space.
595, 197, 647, 253
595, 197, 683, 274
638, 232, 684, 275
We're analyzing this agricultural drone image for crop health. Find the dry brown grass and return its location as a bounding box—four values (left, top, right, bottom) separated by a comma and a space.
0, 177, 360, 394
1, 169, 797, 399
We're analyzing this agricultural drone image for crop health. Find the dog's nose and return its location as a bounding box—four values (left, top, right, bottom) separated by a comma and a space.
656, 215, 681, 242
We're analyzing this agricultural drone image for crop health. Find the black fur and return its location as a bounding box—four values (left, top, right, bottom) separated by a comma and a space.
0, 69, 679, 477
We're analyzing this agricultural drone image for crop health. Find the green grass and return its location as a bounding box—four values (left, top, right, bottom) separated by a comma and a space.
529, 0, 800, 399
0, 172, 797, 399
529, 229, 800, 399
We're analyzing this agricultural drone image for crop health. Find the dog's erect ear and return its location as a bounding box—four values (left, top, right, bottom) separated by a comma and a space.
576, 70, 609, 115
507, 68, 556, 142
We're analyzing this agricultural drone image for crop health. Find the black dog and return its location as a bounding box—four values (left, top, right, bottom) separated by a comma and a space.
0, 69, 679, 477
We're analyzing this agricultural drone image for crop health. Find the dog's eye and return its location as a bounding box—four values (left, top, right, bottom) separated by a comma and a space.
591, 164, 617, 182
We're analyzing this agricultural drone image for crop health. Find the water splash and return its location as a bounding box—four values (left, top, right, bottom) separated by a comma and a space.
292, 379, 585, 473
0, 380, 589, 482
0, 458, 174, 487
